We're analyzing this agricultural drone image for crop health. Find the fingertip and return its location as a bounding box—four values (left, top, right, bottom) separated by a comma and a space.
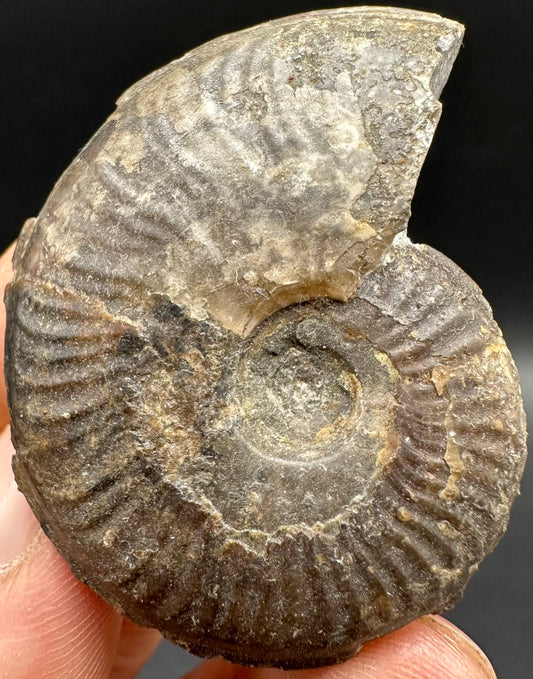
110, 618, 162, 679
182, 657, 246, 679
421, 616, 497, 679
308, 615, 497, 679
180, 616, 496, 679
0, 241, 16, 291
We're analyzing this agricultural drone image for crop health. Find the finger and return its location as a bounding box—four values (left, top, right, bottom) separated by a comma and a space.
110, 618, 162, 679
0, 241, 17, 431
0, 237, 161, 678
182, 615, 496, 679
0, 425, 124, 678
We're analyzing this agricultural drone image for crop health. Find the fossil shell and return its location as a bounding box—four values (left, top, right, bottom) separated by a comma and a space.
5, 6, 527, 670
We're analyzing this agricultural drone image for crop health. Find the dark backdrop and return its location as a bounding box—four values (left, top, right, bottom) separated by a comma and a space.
1, 2, 531, 678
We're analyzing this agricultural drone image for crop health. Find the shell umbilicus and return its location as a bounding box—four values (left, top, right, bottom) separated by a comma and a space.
5, 7, 527, 669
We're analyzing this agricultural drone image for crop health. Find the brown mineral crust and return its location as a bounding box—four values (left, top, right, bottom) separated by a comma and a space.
4, 6, 528, 671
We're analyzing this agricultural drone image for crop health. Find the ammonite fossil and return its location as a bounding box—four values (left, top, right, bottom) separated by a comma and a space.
5, 6, 527, 669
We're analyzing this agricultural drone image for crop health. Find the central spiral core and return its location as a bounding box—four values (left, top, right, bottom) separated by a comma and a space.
234, 319, 361, 463
187, 305, 400, 535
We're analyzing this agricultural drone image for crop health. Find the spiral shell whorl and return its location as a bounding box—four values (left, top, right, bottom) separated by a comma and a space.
5, 7, 527, 670
15, 7, 463, 335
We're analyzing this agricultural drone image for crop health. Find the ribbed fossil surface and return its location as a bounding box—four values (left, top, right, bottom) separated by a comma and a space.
5, 6, 527, 669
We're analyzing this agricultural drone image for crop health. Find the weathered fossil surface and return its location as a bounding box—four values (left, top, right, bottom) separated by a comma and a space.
5, 6, 527, 669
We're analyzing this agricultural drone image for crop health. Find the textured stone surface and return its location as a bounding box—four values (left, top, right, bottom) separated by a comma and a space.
4, 6, 527, 670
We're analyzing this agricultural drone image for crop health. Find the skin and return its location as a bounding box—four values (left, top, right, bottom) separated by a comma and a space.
0, 243, 497, 679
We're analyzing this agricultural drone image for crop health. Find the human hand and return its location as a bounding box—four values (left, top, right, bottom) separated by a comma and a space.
0, 242, 496, 678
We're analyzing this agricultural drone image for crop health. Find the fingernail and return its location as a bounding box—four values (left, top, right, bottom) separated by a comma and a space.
424, 615, 497, 679
0, 426, 40, 570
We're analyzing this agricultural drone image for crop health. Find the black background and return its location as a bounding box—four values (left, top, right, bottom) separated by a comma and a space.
1, 2, 531, 678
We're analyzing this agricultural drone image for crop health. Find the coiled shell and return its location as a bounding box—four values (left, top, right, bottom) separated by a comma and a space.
5, 7, 527, 669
